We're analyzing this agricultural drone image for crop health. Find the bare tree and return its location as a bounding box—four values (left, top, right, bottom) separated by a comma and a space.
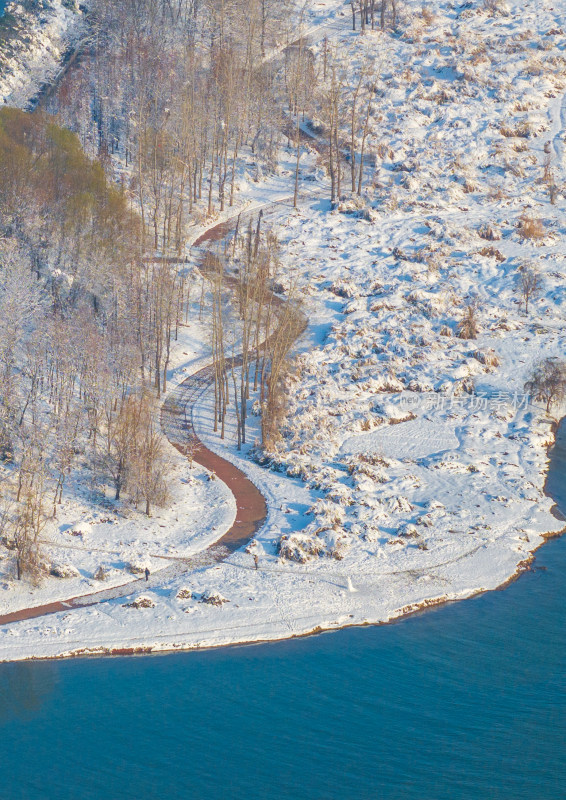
525, 358, 566, 414
131, 393, 170, 516
517, 264, 542, 315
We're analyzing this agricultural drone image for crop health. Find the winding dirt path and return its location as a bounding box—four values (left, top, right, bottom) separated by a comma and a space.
160, 221, 272, 556
0, 12, 347, 629
0, 205, 301, 627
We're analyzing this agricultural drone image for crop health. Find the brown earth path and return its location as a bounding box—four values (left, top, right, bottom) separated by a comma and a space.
0, 203, 308, 627
0, 13, 345, 630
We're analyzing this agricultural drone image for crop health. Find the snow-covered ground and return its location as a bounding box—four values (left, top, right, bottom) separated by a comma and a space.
0, 0, 87, 108
1, 0, 566, 661
0, 314, 237, 616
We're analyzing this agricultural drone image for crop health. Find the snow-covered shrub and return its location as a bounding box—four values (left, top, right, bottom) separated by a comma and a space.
371, 373, 405, 393
473, 349, 500, 368
483, 0, 510, 17
344, 297, 366, 314
124, 595, 155, 609
453, 377, 476, 396
500, 120, 531, 138
387, 495, 414, 514
325, 531, 350, 561
307, 499, 345, 526
457, 304, 479, 339
478, 223, 501, 241
200, 589, 229, 606
329, 279, 358, 299
326, 482, 354, 506
399, 523, 419, 539
50, 563, 80, 579
278, 533, 324, 563
408, 379, 434, 393
337, 194, 374, 221
518, 214, 545, 240
372, 400, 415, 424
128, 562, 150, 575
478, 246, 505, 262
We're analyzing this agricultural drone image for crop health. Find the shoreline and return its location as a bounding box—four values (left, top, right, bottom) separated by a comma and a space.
0, 190, 563, 660
1, 0, 566, 664
0, 205, 563, 664
4, 499, 564, 665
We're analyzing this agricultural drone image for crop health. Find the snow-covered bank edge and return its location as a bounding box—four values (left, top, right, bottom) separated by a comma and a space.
1, 547, 559, 664
2, 191, 565, 662
2, 448, 563, 665
2, 0, 566, 662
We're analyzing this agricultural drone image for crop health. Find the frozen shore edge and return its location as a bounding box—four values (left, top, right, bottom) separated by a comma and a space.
2, 420, 563, 664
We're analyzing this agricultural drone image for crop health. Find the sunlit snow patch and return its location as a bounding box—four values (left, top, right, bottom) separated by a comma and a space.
340, 418, 459, 460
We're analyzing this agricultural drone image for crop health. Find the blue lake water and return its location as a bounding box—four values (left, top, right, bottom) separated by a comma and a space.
0, 422, 565, 800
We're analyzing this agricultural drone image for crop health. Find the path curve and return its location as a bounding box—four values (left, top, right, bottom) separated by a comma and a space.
0, 12, 348, 628
0, 203, 306, 627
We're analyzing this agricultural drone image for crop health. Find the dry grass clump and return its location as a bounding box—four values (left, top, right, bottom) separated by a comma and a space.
500, 121, 531, 138
361, 416, 381, 432
504, 159, 525, 179
518, 214, 545, 240
484, 0, 510, 16
473, 349, 500, 368
200, 589, 229, 606
329, 279, 357, 298
376, 143, 394, 160
487, 185, 508, 202
457, 304, 479, 340
432, 88, 454, 104
525, 58, 544, 76
124, 595, 155, 609
478, 223, 501, 241
478, 246, 506, 262
420, 4, 436, 25
278, 533, 324, 563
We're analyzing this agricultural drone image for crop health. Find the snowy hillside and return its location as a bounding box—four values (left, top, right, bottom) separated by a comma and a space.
0, 0, 86, 107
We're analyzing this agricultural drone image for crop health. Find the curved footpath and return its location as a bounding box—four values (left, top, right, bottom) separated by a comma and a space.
0, 14, 342, 627
160, 222, 274, 555
0, 210, 293, 627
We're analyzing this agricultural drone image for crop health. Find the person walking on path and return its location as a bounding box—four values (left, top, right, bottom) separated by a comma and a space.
145, 567, 150, 582
253, 554, 259, 570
